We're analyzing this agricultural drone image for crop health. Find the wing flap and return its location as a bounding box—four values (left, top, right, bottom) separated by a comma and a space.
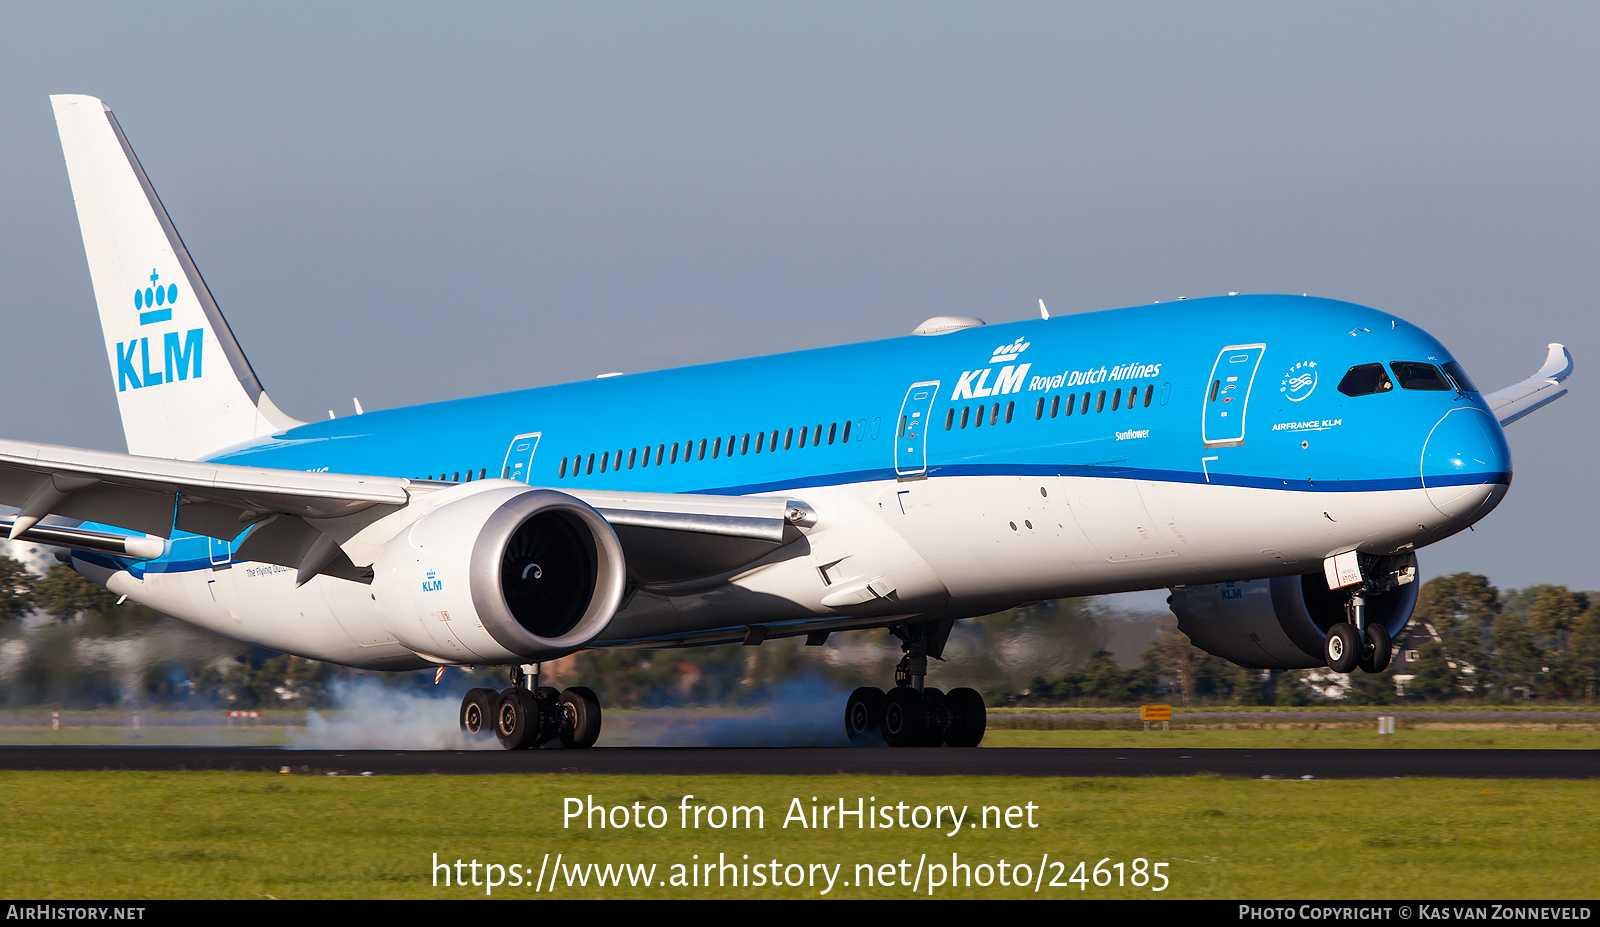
569, 490, 813, 585
0, 437, 412, 540
0, 436, 817, 587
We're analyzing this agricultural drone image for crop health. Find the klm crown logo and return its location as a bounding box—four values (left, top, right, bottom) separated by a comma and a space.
115, 267, 203, 393
422, 570, 443, 592
989, 337, 1030, 364
134, 269, 177, 326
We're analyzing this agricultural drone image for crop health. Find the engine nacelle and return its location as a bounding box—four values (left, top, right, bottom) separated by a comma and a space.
1167, 560, 1417, 669
371, 486, 626, 663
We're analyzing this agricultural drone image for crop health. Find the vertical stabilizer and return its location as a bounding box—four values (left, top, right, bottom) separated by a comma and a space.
51, 94, 302, 460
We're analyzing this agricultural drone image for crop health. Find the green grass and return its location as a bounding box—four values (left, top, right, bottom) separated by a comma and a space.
983, 728, 1600, 749
1, 772, 1596, 899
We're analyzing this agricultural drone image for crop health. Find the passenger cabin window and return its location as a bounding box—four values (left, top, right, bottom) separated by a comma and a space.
1337, 363, 1393, 397
1391, 362, 1451, 391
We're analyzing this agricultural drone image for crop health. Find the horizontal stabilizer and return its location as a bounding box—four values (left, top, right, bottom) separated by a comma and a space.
1484, 343, 1573, 427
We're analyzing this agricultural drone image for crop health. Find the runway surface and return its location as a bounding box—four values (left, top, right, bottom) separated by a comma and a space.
2, 745, 1596, 778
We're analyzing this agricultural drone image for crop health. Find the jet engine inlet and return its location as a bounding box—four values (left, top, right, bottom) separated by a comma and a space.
373, 485, 626, 662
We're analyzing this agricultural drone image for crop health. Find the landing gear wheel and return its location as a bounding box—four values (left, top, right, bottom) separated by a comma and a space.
534, 686, 562, 745
944, 687, 987, 748
881, 686, 927, 748
920, 687, 948, 747
844, 687, 885, 745
1325, 623, 1362, 674
558, 686, 602, 749
1361, 623, 1392, 674
494, 687, 539, 750
459, 687, 497, 738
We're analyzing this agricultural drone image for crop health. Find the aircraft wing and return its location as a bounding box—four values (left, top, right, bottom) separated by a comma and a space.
0, 437, 806, 584
1484, 343, 1573, 427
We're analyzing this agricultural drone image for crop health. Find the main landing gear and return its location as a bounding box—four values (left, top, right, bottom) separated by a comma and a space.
844, 622, 987, 747
460, 663, 602, 750
1323, 590, 1393, 675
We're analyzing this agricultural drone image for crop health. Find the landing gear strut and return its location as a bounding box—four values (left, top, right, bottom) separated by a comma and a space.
844, 622, 986, 747
459, 663, 603, 750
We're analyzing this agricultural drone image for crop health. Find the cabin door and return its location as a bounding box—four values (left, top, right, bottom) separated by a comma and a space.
1202, 345, 1266, 447
894, 381, 940, 479
500, 432, 542, 482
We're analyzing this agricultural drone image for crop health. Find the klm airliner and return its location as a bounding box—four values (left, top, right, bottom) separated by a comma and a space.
11, 95, 1571, 749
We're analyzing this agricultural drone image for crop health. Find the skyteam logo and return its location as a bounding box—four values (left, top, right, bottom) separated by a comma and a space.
134, 269, 177, 325
1279, 361, 1318, 402
117, 268, 203, 393
952, 337, 1033, 400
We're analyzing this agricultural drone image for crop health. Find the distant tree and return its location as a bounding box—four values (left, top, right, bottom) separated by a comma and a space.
1230, 666, 1272, 706
33, 564, 119, 620
1076, 650, 1138, 703
0, 556, 36, 620
1342, 664, 1400, 705
1273, 669, 1318, 706
1521, 585, 1588, 647
1488, 612, 1542, 700
1567, 605, 1600, 703
1404, 642, 1465, 701
1140, 629, 1233, 706
1412, 573, 1499, 692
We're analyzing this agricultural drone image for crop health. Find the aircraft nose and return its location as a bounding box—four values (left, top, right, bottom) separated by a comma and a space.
1421, 407, 1511, 522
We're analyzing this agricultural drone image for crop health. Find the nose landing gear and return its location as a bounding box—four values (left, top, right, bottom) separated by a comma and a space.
1324, 590, 1395, 674
460, 664, 604, 750
844, 621, 987, 747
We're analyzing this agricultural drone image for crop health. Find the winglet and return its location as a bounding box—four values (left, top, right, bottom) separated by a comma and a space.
1484, 343, 1573, 427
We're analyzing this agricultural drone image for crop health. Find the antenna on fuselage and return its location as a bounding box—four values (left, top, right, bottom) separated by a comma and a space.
1038, 299, 1050, 320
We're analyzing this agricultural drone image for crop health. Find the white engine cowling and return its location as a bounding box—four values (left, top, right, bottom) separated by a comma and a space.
371, 486, 626, 663
1167, 567, 1417, 670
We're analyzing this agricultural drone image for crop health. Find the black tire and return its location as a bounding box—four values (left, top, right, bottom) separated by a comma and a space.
558, 686, 602, 749
534, 686, 562, 745
494, 687, 539, 750
1361, 623, 1392, 674
881, 686, 927, 748
459, 687, 498, 738
844, 687, 885, 745
920, 687, 948, 747
1325, 622, 1362, 674
944, 687, 987, 748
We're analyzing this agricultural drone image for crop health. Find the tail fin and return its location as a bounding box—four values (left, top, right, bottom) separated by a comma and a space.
50, 94, 302, 460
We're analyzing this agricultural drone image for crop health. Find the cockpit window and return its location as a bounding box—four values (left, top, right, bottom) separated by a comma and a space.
1441, 361, 1478, 393
1391, 362, 1451, 391
1337, 363, 1393, 397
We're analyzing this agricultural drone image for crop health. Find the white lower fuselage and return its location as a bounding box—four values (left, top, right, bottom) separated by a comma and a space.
86, 470, 1498, 671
